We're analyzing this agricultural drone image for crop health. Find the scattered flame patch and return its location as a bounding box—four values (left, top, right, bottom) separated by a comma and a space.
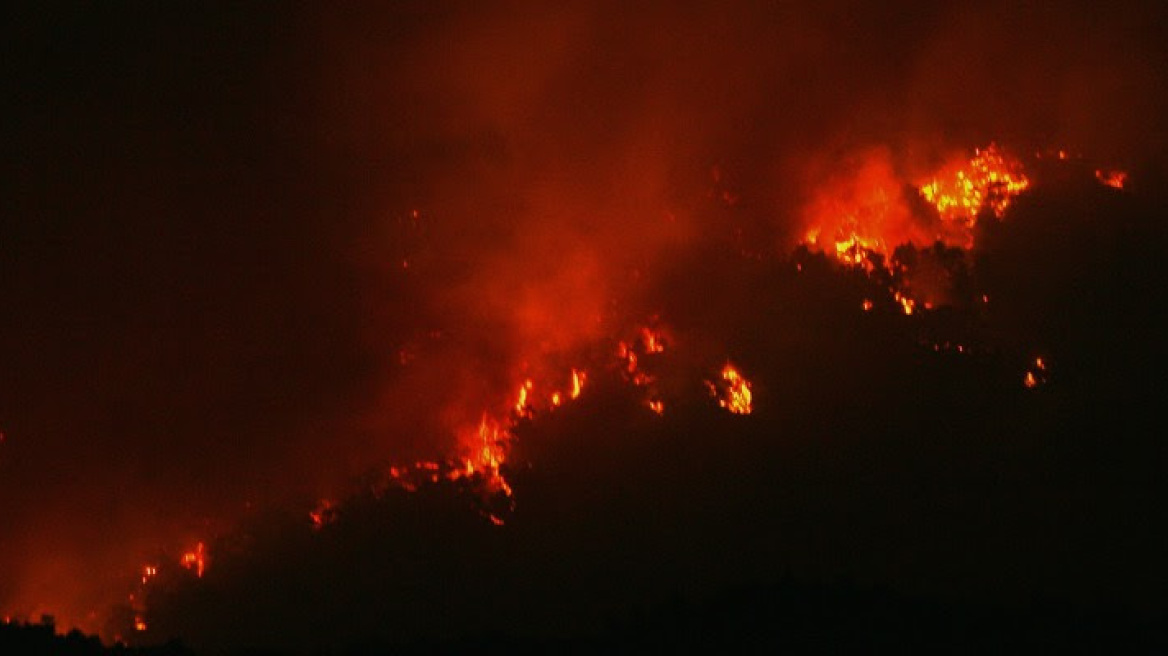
800, 143, 1031, 320
180, 543, 206, 578
1023, 357, 1049, 389
919, 144, 1030, 227
707, 363, 753, 415
310, 499, 338, 530
1095, 169, 1128, 190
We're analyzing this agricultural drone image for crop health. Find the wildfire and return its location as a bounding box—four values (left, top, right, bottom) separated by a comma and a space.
515, 379, 534, 419
180, 543, 206, 578
570, 368, 586, 399
893, 291, 915, 316
797, 143, 1034, 322
641, 326, 666, 353
310, 499, 337, 530
919, 143, 1030, 226
1023, 357, 1049, 389
1095, 169, 1127, 190
707, 363, 753, 415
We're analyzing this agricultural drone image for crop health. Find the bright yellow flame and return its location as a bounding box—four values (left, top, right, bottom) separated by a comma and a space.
919, 144, 1030, 226
570, 368, 586, 399
515, 379, 534, 418
893, 291, 915, 315
718, 364, 753, 415
1023, 357, 1047, 389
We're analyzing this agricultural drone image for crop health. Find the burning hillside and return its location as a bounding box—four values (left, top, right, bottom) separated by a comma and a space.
3, 1, 1167, 652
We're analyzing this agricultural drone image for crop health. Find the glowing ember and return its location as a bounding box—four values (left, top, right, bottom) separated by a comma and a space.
570, 368, 586, 399
918, 143, 1030, 227
1023, 357, 1049, 389
515, 379, 534, 419
709, 364, 753, 415
893, 291, 915, 316
647, 400, 665, 415
641, 327, 666, 353
180, 543, 206, 578
861, 299, 874, 312
310, 499, 337, 530
134, 616, 148, 632
1095, 169, 1128, 190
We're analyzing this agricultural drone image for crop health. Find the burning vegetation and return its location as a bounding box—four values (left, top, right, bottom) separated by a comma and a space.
98, 138, 1149, 648
4, 3, 1165, 651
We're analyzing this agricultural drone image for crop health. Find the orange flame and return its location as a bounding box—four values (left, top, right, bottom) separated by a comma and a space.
919, 144, 1030, 226
1023, 356, 1048, 389
180, 542, 206, 578
708, 364, 753, 415
1095, 169, 1127, 190
570, 368, 586, 399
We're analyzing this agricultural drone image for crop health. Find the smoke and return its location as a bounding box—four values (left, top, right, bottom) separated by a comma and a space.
2, 0, 1166, 642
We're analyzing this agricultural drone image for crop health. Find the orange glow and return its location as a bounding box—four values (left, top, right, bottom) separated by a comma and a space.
461, 413, 512, 497
861, 299, 874, 312
134, 617, 148, 632
918, 144, 1030, 226
647, 400, 665, 415
570, 368, 586, 399
309, 499, 336, 530
180, 543, 206, 578
515, 379, 534, 419
641, 326, 666, 353
1023, 357, 1048, 389
140, 565, 157, 585
711, 364, 753, 415
1095, 169, 1127, 189
800, 144, 1031, 319
893, 291, 915, 316
800, 147, 921, 271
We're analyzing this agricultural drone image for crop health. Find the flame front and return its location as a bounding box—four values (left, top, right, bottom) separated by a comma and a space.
919, 144, 1030, 227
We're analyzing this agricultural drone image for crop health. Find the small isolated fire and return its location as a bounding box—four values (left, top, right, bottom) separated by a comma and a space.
706, 363, 753, 415
310, 499, 338, 530
1095, 169, 1128, 190
180, 543, 206, 578
1024, 357, 1049, 389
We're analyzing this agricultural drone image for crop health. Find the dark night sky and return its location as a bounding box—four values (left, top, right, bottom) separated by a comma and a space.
2, 1, 1168, 650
